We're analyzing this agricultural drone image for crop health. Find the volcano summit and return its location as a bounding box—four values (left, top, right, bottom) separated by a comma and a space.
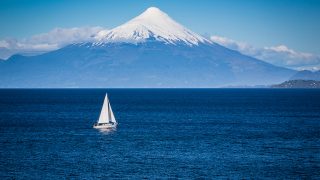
95, 7, 209, 45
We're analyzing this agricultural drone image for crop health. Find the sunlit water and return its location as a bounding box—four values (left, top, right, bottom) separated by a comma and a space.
0, 89, 319, 179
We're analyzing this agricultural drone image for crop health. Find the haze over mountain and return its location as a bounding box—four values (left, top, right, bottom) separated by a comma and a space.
290, 70, 320, 81
0, 7, 295, 88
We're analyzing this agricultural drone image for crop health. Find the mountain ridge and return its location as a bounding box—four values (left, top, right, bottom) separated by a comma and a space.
272, 80, 320, 88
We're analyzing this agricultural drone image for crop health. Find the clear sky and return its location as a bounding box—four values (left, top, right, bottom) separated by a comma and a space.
0, 0, 320, 54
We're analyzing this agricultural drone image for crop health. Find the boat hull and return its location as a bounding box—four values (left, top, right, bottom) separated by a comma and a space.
93, 123, 116, 129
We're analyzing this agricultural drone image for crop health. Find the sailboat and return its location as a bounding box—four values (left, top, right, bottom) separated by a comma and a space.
93, 93, 117, 129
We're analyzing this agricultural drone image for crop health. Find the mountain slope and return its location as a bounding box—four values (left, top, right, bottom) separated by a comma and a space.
0, 7, 295, 88
290, 70, 320, 81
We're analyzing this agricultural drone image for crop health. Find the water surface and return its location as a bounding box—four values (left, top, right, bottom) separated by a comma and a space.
0, 89, 319, 179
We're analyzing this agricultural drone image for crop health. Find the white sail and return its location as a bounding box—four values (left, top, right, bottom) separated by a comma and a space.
109, 102, 117, 124
97, 94, 110, 124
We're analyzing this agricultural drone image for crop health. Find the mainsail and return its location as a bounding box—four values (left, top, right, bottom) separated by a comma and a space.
97, 94, 116, 124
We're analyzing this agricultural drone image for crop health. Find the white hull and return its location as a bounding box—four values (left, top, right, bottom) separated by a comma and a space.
93, 123, 117, 129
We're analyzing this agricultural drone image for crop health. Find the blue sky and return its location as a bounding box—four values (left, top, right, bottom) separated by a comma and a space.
1, 0, 319, 54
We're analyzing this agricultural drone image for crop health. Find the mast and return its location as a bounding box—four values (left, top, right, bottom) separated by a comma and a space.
107, 101, 111, 123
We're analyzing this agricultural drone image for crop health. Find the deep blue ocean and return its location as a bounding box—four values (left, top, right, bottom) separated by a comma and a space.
0, 89, 319, 179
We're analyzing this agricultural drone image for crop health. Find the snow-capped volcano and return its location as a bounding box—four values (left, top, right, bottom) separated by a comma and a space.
0, 6, 296, 88
95, 7, 210, 46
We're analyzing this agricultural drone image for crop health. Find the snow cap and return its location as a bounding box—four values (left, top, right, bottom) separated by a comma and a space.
95, 7, 210, 46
